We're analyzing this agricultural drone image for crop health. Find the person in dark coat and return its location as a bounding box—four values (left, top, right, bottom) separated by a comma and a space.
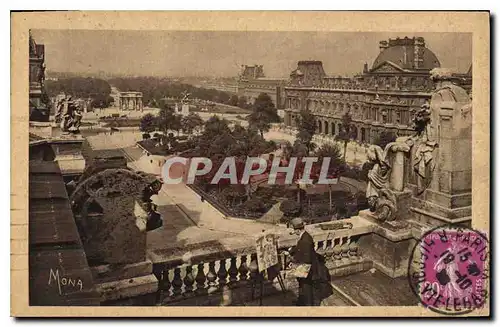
289, 218, 320, 306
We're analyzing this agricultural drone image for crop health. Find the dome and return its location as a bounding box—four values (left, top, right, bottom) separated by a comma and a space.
372, 45, 441, 71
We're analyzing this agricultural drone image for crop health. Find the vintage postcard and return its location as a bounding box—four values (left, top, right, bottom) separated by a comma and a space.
11, 11, 490, 317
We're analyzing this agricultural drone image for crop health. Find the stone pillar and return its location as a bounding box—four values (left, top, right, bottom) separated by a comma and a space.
410, 68, 472, 226
389, 143, 406, 192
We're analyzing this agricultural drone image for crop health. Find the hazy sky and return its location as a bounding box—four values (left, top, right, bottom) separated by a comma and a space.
32, 30, 472, 78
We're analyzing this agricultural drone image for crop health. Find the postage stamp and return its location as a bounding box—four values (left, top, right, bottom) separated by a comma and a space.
408, 225, 489, 315
11, 11, 490, 317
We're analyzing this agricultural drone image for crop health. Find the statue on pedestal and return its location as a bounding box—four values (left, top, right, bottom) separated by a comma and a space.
55, 96, 82, 133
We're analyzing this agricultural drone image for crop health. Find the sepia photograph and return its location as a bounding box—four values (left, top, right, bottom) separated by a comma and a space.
11, 11, 490, 317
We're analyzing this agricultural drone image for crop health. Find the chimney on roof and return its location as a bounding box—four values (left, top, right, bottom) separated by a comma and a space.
413, 37, 425, 69
379, 40, 389, 52
363, 62, 368, 74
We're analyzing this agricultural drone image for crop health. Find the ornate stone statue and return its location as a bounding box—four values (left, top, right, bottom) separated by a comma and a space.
366, 145, 391, 211
365, 140, 411, 221
38, 63, 46, 85
409, 101, 438, 194
55, 96, 82, 133
181, 90, 191, 104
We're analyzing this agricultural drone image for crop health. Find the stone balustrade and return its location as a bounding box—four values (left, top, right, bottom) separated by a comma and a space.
152, 229, 366, 304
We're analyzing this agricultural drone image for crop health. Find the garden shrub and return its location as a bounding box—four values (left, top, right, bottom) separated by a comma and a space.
279, 200, 302, 218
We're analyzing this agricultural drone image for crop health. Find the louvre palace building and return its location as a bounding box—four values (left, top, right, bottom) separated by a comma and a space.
282, 36, 472, 144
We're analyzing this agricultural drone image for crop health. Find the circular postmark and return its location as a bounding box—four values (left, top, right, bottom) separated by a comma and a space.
408, 225, 489, 315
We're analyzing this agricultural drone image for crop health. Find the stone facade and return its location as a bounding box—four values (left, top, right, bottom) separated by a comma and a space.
237, 65, 286, 108
283, 37, 472, 144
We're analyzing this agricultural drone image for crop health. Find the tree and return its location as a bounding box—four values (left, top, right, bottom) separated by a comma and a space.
315, 143, 343, 174
281, 141, 294, 161
295, 110, 317, 155
229, 95, 239, 107
237, 96, 248, 109
374, 131, 397, 149
242, 197, 267, 214
337, 112, 357, 163
157, 106, 177, 134
279, 200, 302, 225
45, 77, 112, 107
314, 143, 344, 209
203, 115, 231, 141
181, 112, 204, 135
220, 184, 248, 206
157, 105, 182, 136
247, 93, 280, 137
171, 114, 183, 136
139, 113, 157, 134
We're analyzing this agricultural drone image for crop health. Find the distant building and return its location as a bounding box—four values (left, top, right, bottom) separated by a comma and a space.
29, 32, 50, 121
118, 91, 143, 111
237, 65, 287, 109
283, 36, 472, 144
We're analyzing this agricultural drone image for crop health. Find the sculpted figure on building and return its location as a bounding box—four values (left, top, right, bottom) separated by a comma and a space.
55, 96, 83, 133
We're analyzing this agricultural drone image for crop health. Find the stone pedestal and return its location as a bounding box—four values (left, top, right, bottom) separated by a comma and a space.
50, 135, 86, 179
91, 260, 158, 303
29, 121, 53, 139
181, 104, 190, 116
357, 188, 414, 278
357, 222, 415, 278
408, 75, 472, 226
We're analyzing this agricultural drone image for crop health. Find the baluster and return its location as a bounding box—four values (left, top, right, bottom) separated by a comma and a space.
325, 238, 334, 259
235, 256, 242, 281
218, 258, 229, 288
195, 262, 207, 292
341, 237, 350, 258
191, 264, 199, 292
166, 268, 175, 297
238, 254, 250, 281
158, 267, 169, 292
248, 253, 261, 301
314, 240, 320, 252
349, 239, 359, 258
171, 267, 183, 296
322, 238, 328, 252
179, 266, 188, 294
249, 253, 259, 280
206, 261, 217, 288
228, 257, 239, 284
214, 260, 221, 286
332, 238, 342, 260
183, 265, 195, 293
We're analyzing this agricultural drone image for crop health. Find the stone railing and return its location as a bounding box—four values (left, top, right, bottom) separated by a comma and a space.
150, 227, 369, 305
